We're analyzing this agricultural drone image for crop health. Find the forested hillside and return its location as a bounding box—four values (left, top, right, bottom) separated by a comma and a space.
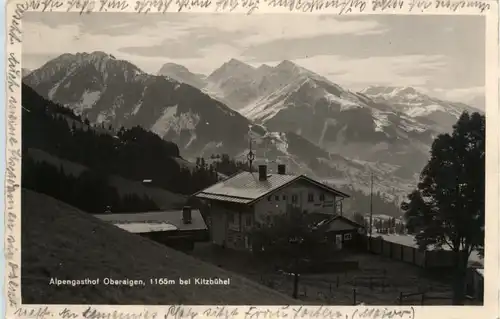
21, 83, 249, 213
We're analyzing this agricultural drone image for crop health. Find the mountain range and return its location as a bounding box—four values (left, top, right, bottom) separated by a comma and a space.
22, 51, 483, 204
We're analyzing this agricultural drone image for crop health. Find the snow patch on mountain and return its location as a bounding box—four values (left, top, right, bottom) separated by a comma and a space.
82, 90, 102, 107
405, 103, 446, 117
131, 101, 142, 116
150, 105, 201, 138
324, 92, 360, 111
372, 111, 390, 132
70, 90, 102, 115
360, 86, 472, 119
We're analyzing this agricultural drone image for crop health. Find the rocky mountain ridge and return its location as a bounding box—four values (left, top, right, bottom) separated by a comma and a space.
23, 52, 481, 205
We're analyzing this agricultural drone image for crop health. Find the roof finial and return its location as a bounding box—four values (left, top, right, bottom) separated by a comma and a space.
247, 135, 255, 173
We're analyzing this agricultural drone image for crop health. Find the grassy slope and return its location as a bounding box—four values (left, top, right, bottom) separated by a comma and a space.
21, 188, 298, 305
27, 148, 187, 210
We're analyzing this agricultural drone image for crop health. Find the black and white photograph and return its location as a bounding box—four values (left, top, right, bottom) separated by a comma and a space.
19, 11, 488, 306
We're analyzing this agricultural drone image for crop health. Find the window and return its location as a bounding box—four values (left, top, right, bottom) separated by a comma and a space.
246, 215, 252, 227
228, 214, 234, 223
320, 193, 325, 201
267, 196, 272, 201
282, 195, 287, 200
291, 195, 298, 203
275, 195, 280, 201
308, 193, 314, 202
344, 233, 352, 240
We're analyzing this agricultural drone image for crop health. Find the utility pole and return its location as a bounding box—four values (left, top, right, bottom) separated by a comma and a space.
369, 171, 374, 238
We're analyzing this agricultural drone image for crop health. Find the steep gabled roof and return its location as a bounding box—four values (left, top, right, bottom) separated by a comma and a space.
316, 215, 365, 231
194, 171, 349, 205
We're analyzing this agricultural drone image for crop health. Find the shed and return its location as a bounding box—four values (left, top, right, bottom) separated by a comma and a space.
94, 207, 209, 251
316, 215, 365, 250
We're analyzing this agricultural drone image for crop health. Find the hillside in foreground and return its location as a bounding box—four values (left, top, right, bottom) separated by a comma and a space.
21, 189, 298, 304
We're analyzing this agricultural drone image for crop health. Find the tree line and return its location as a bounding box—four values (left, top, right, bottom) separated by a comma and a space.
22, 79, 404, 216
22, 84, 250, 201
22, 158, 159, 214
352, 213, 406, 235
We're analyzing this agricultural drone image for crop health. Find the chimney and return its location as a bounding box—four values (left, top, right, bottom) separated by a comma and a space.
277, 164, 286, 175
182, 206, 192, 224
258, 165, 267, 181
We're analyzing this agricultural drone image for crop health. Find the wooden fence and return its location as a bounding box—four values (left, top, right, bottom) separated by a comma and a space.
362, 236, 456, 268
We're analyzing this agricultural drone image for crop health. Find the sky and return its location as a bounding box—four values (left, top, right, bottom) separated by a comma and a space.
23, 13, 485, 109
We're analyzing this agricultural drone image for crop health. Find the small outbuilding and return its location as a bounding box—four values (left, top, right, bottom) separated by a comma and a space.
94, 206, 209, 251
316, 215, 365, 250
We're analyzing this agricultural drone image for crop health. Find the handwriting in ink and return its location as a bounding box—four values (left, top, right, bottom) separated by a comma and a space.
215, 0, 239, 11
372, 0, 404, 10
66, 0, 96, 14
165, 306, 197, 319
245, 307, 293, 319
99, 0, 130, 11
7, 53, 20, 94
82, 307, 158, 319
408, 0, 432, 11
176, 0, 212, 11
215, 0, 259, 13
203, 306, 239, 319
134, 0, 174, 13
435, 0, 490, 12
351, 307, 415, 319
59, 308, 80, 319
8, 3, 26, 44
20, 0, 65, 11
292, 306, 344, 319
8, 263, 20, 308
14, 307, 53, 319
263, 0, 366, 14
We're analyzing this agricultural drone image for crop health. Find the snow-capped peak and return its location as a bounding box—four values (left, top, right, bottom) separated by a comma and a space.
276, 59, 299, 70
361, 86, 423, 100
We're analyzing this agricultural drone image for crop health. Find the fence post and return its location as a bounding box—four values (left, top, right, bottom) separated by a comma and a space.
292, 273, 299, 299
353, 289, 357, 305
399, 292, 403, 305
329, 282, 332, 293
336, 275, 339, 288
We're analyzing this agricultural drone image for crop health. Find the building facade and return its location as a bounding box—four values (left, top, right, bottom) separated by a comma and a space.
194, 164, 350, 251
